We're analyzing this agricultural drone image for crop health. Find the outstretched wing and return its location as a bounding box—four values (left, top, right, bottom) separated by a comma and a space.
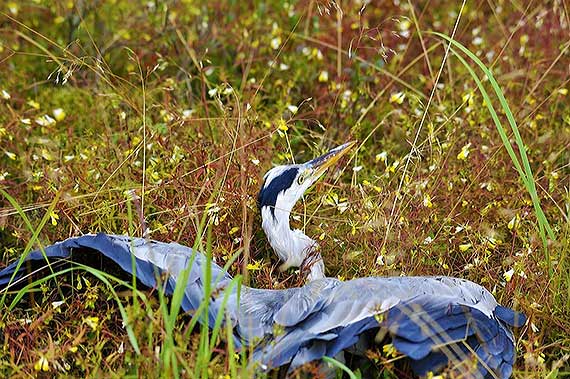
0, 234, 238, 329
385, 295, 525, 379
252, 276, 526, 379
0, 234, 160, 288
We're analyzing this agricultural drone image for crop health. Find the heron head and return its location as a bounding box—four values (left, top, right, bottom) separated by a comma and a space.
257, 141, 355, 275
257, 141, 355, 218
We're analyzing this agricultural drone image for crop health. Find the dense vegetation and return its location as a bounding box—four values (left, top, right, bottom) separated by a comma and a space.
0, 0, 568, 377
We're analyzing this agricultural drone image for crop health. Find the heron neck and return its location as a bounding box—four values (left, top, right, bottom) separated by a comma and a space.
261, 206, 325, 281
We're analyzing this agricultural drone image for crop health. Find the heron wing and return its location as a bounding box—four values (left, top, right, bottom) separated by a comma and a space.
0, 234, 238, 329
273, 278, 341, 326
254, 277, 524, 379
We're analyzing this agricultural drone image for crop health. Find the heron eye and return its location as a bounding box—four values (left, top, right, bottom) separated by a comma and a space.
297, 173, 307, 185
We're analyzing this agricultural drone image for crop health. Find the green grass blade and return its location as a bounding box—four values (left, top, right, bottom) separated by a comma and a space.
0, 190, 63, 308
208, 276, 241, 357
5, 263, 143, 354
430, 32, 555, 273
322, 356, 361, 379
450, 48, 553, 273
433, 32, 555, 237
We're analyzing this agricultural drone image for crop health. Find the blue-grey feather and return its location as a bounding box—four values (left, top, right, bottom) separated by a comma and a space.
499, 361, 513, 379
495, 305, 527, 327
409, 351, 449, 376
382, 296, 519, 378
326, 317, 379, 357
290, 341, 327, 367
274, 280, 339, 326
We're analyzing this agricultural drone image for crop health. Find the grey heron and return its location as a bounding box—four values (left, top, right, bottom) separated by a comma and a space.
257, 141, 355, 281
0, 143, 526, 378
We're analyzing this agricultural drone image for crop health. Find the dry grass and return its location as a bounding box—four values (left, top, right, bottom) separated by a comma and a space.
0, 0, 569, 377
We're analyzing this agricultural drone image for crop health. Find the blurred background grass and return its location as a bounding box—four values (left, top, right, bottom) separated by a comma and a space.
0, 0, 569, 377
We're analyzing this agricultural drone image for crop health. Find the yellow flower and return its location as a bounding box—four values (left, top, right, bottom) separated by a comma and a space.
459, 243, 472, 252
41, 149, 55, 161
318, 71, 329, 82
277, 118, 288, 132
382, 343, 399, 358
246, 260, 262, 271
53, 108, 66, 121
507, 215, 520, 230
27, 99, 40, 109
389, 92, 405, 104
398, 19, 411, 31
312, 48, 323, 60
462, 92, 475, 109
7, 2, 18, 15
503, 268, 515, 282
35, 115, 56, 126
49, 211, 59, 226
375, 151, 387, 163
457, 143, 472, 160
34, 356, 49, 372
83, 316, 100, 330
558, 88, 568, 96
270, 37, 281, 50
423, 194, 433, 208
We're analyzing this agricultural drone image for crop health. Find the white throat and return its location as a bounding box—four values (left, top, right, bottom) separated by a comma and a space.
261, 206, 325, 282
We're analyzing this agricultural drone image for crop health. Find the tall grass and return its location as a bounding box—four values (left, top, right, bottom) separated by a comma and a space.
0, 189, 64, 308
0, 190, 246, 378
431, 32, 556, 275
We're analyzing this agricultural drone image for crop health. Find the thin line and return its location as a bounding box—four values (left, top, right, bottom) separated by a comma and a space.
139, 58, 147, 237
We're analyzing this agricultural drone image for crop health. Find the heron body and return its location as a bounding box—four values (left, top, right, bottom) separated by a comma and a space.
0, 142, 526, 378
0, 234, 524, 378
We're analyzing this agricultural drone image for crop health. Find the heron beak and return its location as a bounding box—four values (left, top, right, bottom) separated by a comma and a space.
308, 141, 356, 178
